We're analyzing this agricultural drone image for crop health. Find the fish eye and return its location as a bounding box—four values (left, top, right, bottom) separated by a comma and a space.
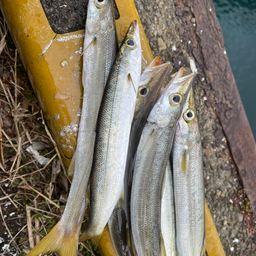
95, 0, 107, 8
126, 39, 136, 48
169, 94, 182, 105
138, 86, 149, 97
183, 109, 195, 122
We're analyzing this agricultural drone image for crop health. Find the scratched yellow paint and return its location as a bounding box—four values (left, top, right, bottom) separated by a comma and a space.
0, 0, 225, 255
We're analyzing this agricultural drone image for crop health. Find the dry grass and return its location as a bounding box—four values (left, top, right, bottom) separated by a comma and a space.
0, 16, 97, 256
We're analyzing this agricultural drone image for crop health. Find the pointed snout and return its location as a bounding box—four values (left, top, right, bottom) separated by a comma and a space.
176, 72, 196, 96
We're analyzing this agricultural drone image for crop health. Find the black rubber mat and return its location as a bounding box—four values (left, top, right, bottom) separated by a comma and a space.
40, 0, 119, 34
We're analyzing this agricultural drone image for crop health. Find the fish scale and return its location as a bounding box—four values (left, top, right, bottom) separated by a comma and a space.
173, 89, 205, 256
131, 70, 195, 256
27, 0, 116, 255
161, 161, 177, 256
80, 20, 142, 241
61, 0, 117, 231
108, 57, 172, 256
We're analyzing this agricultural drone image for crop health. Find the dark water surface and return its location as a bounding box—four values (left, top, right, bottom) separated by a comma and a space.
213, 0, 256, 140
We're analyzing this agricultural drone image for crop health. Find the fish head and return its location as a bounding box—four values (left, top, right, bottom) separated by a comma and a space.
86, 0, 115, 35
148, 68, 195, 128
119, 20, 142, 87
134, 57, 172, 119
176, 89, 199, 142
120, 20, 141, 58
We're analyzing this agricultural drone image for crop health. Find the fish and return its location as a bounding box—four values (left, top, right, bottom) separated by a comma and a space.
161, 161, 177, 256
27, 0, 116, 255
130, 69, 195, 256
172, 89, 205, 256
79, 20, 142, 243
108, 57, 172, 256
160, 69, 185, 256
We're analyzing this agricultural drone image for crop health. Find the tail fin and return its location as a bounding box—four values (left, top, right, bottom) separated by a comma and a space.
27, 222, 78, 256
79, 231, 102, 245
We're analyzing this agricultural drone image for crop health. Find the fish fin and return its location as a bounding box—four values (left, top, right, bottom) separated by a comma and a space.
86, 183, 90, 205
79, 232, 91, 243
117, 187, 124, 209
201, 233, 206, 255
181, 149, 187, 174
67, 150, 76, 180
128, 73, 136, 94
160, 233, 166, 256
81, 37, 97, 56
79, 231, 102, 245
27, 222, 78, 256
91, 233, 103, 246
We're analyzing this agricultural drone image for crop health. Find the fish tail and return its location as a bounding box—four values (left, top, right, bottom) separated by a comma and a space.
160, 233, 166, 256
91, 233, 103, 246
201, 234, 206, 256
79, 231, 91, 242
27, 222, 78, 256
79, 231, 102, 246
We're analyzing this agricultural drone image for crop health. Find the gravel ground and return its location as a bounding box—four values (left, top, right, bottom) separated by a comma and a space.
133, 0, 255, 255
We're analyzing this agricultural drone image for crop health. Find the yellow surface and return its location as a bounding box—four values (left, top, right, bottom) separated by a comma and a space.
99, 226, 118, 256
115, 0, 153, 69
205, 200, 226, 256
0, 0, 83, 167
0, 0, 225, 255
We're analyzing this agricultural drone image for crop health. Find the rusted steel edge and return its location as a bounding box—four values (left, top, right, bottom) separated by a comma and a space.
188, 0, 256, 214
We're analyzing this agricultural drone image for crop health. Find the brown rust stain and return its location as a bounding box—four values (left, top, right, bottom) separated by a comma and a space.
186, 0, 256, 214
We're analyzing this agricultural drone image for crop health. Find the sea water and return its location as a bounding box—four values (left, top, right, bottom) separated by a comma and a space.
213, 0, 256, 140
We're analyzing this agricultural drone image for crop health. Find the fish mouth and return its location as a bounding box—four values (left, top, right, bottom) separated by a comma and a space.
172, 67, 185, 81
148, 62, 172, 78
150, 56, 162, 68
175, 72, 196, 95
129, 20, 140, 37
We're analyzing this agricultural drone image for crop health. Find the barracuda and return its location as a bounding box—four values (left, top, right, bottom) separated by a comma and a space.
130, 69, 195, 256
161, 160, 177, 256
173, 89, 205, 256
160, 69, 185, 256
80, 20, 142, 243
27, 0, 116, 255
108, 57, 172, 256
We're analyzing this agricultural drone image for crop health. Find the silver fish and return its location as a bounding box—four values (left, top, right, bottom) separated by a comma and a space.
172, 89, 205, 256
161, 161, 177, 256
27, 0, 116, 255
108, 57, 172, 256
80, 20, 142, 242
160, 69, 186, 256
130, 69, 195, 256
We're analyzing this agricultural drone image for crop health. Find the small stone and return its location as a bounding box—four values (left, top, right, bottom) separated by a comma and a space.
237, 213, 243, 222
173, 58, 181, 69
216, 189, 221, 196
157, 30, 162, 37
176, 8, 183, 17
215, 129, 223, 139
157, 38, 166, 52
231, 229, 238, 238
191, 17, 196, 23
233, 238, 239, 243
223, 220, 228, 225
